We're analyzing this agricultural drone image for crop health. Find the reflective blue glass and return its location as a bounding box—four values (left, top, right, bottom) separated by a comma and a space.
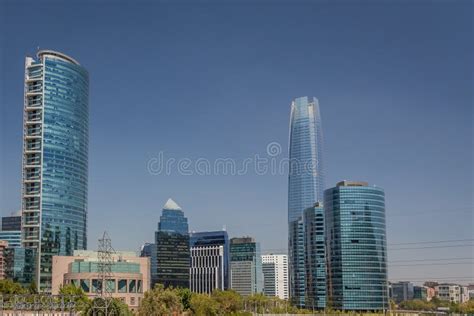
288, 96, 324, 307
21, 51, 88, 292
325, 183, 388, 311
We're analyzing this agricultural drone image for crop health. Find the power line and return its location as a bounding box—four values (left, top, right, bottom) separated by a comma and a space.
390, 244, 473, 251
387, 238, 474, 246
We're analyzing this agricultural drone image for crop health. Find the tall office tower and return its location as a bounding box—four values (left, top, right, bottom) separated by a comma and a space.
325, 181, 388, 311
155, 198, 190, 288
288, 96, 324, 307
0, 212, 22, 248
21, 50, 89, 292
229, 237, 263, 296
261, 254, 289, 300
140, 242, 157, 286
304, 202, 326, 309
189, 230, 229, 293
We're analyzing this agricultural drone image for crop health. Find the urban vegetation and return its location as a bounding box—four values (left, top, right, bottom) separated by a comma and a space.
0, 280, 472, 315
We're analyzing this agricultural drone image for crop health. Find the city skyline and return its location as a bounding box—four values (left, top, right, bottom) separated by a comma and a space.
1, 1, 472, 287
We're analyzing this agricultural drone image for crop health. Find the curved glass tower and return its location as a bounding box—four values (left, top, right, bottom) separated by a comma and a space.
324, 181, 388, 311
21, 50, 89, 292
288, 96, 324, 307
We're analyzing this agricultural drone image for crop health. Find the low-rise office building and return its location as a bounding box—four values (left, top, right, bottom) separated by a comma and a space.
436, 284, 469, 303
52, 250, 150, 311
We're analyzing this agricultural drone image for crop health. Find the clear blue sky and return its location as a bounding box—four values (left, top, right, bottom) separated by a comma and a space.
1, 1, 472, 283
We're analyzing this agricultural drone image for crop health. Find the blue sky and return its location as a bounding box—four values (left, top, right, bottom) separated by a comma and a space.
1, 1, 472, 283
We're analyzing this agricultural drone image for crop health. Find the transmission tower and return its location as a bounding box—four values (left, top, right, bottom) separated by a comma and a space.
93, 231, 115, 315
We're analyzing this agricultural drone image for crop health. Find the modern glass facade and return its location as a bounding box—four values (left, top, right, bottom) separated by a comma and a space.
229, 237, 263, 296
325, 181, 388, 311
4, 247, 36, 287
189, 230, 229, 290
304, 202, 326, 309
21, 50, 89, 292
288, 96, 324, 307
2, 215, 21, 231
155, 199, 190, 288
140, 242, 157, 285
0, 231, 22, 248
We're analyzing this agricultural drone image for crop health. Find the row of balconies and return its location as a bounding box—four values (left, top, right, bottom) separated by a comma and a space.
26, 138, 41, 151
26, 124, 42, 137
26, 95, 42, 108
26, 109, 42, 122
25, 182, 40, 196
27, 68, 43, 79
25, 153, 41, 166
24, 196, 40, 210
26, 80, 42, 93
25, 170, 41, 182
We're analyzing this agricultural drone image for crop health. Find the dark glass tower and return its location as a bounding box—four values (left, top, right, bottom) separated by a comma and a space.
21, 50, 88, 292
288, 96, 324, 307
304, 202, 326, 309
325, 181, 388, 311
155, 198, 190, 288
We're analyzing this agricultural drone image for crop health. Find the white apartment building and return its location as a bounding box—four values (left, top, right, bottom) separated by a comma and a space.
436, 284, 469, 303
262, 254, 289, 300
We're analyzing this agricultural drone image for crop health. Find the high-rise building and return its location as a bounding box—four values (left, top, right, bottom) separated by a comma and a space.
21, 50, 89, 292
261, 254, 289, 300
325, 181, 388, 311
155, 198, 190, 288
304, 202, 326, 309
0, 212, 22, 248
288, 96, 324, 307
189, 230, 229, 293
229, 237, 263, 296
140, 242, 157, 286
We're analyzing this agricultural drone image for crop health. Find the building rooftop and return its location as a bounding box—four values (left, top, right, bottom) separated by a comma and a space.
37, 50, 80, 65
336, 180, 369, 187
163, 198, 182, 211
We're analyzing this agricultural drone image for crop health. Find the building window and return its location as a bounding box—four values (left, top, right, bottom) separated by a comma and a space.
118, 279, 127, 293
129, 280, 137, 293
80, 279, 90, 293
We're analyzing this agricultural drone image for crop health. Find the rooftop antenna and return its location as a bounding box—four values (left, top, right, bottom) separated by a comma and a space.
222, 225, 226, 231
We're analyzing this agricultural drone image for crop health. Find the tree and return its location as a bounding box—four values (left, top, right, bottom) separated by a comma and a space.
0, 279, 27, 294
211, 289, 243, 313
137, 284, 183, 316
245, 293, 268, 313
81, 297, 132, 316
190, 293, 219, 315
176, 287, 192, 310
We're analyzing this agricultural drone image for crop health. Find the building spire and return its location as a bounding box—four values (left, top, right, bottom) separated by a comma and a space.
163, 198, 182, 211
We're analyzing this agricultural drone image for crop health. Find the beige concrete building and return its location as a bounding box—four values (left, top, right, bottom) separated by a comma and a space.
0, 240, 8, 280
52, 250, 150, 311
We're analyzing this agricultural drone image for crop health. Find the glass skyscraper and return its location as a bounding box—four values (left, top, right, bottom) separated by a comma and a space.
21, 50, 89, 292
304, 202, 326, 309
325, 181, 388, 311
155, 198, 190, 288
288, 96, 324, 307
